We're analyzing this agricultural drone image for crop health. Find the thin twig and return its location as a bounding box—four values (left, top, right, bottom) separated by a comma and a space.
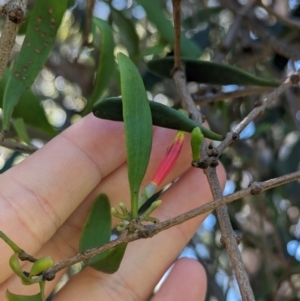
215, 0, 257, 62
173, 49, 256, 301
217, 73, 299, 154
172, 0, 181, 70
259, 0, 300, 31
219, 0, 300, 60
0, 138, 38, 154
171, 0, 201, 123
173, 69, 202, 122
192, 86, 273, 105
246, 19, 300, 60
84, 0, 95, 44
207, 167, 256, 301
42, 169, 300, 279
75, 0, 95, 62
0, 0, 27, 79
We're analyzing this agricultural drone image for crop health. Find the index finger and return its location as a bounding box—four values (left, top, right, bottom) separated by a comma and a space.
0, 115, 127, 280
0, 113, 194, 283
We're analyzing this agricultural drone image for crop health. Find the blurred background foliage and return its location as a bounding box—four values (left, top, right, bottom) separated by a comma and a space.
1, 0, 300, 300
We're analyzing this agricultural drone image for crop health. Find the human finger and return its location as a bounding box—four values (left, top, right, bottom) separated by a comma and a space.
0, 120, 194, 295
151, 258, 207, 301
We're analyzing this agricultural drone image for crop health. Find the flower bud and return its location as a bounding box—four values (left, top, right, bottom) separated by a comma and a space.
29, 256, 54, 277
191, 127, 204, 162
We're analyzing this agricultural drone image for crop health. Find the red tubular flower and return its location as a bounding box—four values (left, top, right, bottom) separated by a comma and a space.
139, 131, 186, 209
151, 130, 185, 187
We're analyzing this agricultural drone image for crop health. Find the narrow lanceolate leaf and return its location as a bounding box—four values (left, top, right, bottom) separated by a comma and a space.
6, 291, 42, 301
79, 194, 127, 274
147, 57, 279, 87
83, 18, 115, 114
2, 1, 68, 131
136, 0, 201, 59
118, 53, 153, 218
93, 97, 223, 141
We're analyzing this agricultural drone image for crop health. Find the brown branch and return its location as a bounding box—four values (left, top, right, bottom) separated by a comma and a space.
172, 0, 181, 70
84, 0, 95, 44
170, 10, 252, 297
171, 2, 256, 297
192, 86, 273, 105
0, 0, 27, 79
207, 168, 256, 301
173, 61, 256, 301
171, 0, 202, 122
173, 68, 202, 122
75, 0, 95, 62
42, 169, 300, 280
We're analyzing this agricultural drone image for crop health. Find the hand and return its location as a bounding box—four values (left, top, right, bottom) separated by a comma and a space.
0, 115, 225, 300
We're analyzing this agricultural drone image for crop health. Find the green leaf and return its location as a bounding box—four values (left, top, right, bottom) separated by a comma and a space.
18, 10, 31, 35
87, 243, 127, 274
79, 194, 127, 274
93, 97, 223, 141
9, 253, 34, 285
9, 253, 24, 279
83, 18, 115, 115
136, 0, 201, 59
111, 8, 139, 60
79, 194, 111, 255
117, 53, 153, 218
147, 57, 279, 87
6, 291, 42, 301
2, 1, 68, 132
0, 70, 56, 137
12, 118, 31, 145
